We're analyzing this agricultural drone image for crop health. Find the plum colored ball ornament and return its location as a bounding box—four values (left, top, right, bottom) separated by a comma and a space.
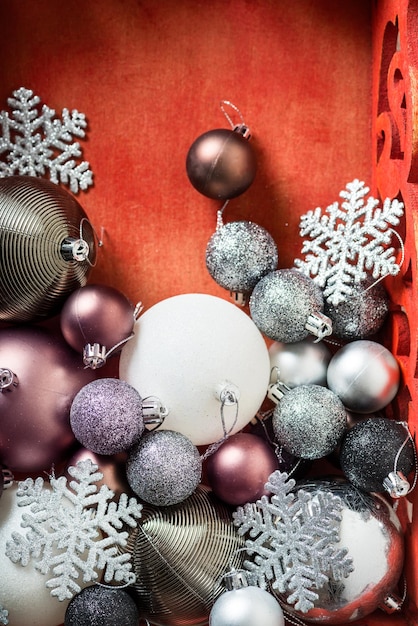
66, 448, 131, 499
339, 417, 415, 496
205, 432, 280, 505
279, 479, 405, 623
64, 586, 139, 626
60, 284, 136, 369
119, 294, 270, 446
269, 337, 332, 388
126, 430, 202, 506
326, 340, 400, 413
70, 378, 145, 455
206, 221, 278, 303
186, 125, 256, 200
272, 384, 347, 459
209, 584, 285, 626
0, 325, 97, 473
249, 269, 332, 343
0, 175, 96, 323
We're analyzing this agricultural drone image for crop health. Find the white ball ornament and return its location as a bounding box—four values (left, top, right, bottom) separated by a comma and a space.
209, 585, 285, 626
326, 340, 400, 413
119, 294, 270, 446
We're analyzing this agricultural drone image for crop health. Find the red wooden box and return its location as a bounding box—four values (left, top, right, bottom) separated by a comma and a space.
0, 0, 417, 624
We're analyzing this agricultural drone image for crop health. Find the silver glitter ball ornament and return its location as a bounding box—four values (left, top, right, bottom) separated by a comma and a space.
272, 384, 347, 459
126, 429, 202, 506
249, 269, 327, 342
206, 221, 278, 295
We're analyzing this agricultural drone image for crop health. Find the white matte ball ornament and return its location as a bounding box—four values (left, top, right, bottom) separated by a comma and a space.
269, 337, 332, 388
209, 586, 285, 626
119, 294, 270, 446
327, 340, 400, 413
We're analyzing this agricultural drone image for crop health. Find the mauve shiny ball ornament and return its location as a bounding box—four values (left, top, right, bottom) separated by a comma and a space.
340, 417, 415, 493
70, 378, 144, 455
66, 448, 131, 499
249, 269, 327, 343
269, 337, 332, 388
186, 128, 256, 200
272, 384, 347, 459
209, 586, 285, 626
0, 325, 97, 473
0, 175, 96, 323
205, 432, 280, 505
64, 586, 139, 626
126, 430, 202, 506
326, 340, 400, 413
206, 221, 278, 295
60, 284, 136, 369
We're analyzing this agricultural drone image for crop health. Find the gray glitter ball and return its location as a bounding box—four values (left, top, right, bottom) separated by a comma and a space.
206, 221, 278, 292
70, 378, 144, 455
272, 384, 347, 459
340, 417, 415, 493
64, 586, 139, 626
249, 268, 325, 342
126, 430, 202, 506
324, 277, 389, 340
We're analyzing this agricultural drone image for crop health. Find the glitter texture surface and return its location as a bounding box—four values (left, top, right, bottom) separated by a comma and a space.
126, 430, 202, 506
340, 417, 415, 492
249, 269, 324, 342
70, 378, 144, 455
64, 586, 139, 626
272, 384, 347, 459
206, 221, 278, 292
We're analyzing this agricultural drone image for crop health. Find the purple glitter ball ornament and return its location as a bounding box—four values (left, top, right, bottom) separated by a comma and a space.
70, 378, 145, 455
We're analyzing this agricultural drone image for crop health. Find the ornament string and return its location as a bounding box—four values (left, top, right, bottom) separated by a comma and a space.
252, 411, 303, 480
393, 421, 418, 495
219, 100, 246, 130
79, 217, 104, 267
201, 390, 239, 460
361, 227, 405, 296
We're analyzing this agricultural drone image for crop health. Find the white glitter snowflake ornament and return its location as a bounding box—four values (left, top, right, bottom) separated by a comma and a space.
0, 605, 8, 625
233, 471, 353, 613
5, 459, 142, 601
0, 87, 93, 193
294, 179, 404, 306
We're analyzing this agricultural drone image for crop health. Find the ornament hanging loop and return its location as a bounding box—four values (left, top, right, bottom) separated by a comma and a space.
384, 421, 417, 498
305, 312, 333, 342
0, 368, 18, 392
220, 100, 251, 139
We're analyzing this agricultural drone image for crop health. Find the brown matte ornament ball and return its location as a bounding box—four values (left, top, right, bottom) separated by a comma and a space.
186, 128, 257, 199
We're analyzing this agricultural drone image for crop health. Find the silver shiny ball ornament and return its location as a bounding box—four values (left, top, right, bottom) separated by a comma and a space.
324, 278, 389, 340
206, 221, 278, 298
126, 429, 202, 506
269, 337, 332, 388
209, 586, 285, 626
186, 126, 256, 200
272, 384, 347, 459
327, 340, 400, 413
249, 269, 331, 343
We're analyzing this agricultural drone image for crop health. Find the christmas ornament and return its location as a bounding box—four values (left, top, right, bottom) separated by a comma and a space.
206, 220, 278, 304
339, 417, 416, 496
249, 269, 332, 343
324, 277, 389, 340
269, 336, 332, 388
0, 175, 97, 322
272, 384, 347, 459
0, 483, 72, 626
205, 432, 280, 506
0, 87, 93, 193
126, 430, 202, 506
64, 586, 139, 626
70, 378, 145, 455
119, 294, 270, 446
186, 101, 256, 200
5, 459, 143, 601
294, 179, 404, 306
233, 471, 353, 613
209, 571, 285, 626
60, 284, 137, 369
129, 484, 245, 626
66, 448, 131, 500
278, 478, 405, 623
326, 339, 400, 413
0, 325, 97, 473
0, 606, 7, 625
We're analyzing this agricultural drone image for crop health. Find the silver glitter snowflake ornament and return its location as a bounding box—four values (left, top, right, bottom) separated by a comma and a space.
0, 87, 93, 193
233, 470, 353, 613
5, 459, 143, 601
294, 179, 404, 306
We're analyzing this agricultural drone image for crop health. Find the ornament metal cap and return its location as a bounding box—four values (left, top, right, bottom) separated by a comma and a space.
267, 367, 291, 404
305, 311, 333, 341
1, 467, 14, 488
142, 397, 169, 425
233, 123, 251, 140
0, 368, 18, 392
61, 236, 90, 262
230, 290, 248, 307
380, 592, 403, 613
224, 569, 249, 591
383, 471, 410, 498
83, 343, 107, 369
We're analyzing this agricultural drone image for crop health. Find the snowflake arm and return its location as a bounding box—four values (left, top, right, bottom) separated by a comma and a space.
5, 459, 142, 601
0, 605, 8, 625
